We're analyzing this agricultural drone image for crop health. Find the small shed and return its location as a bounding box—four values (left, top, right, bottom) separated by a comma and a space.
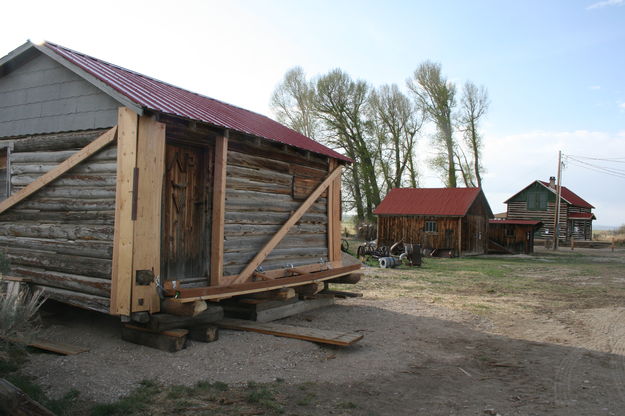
505, 177, 595, 242
374, 188, 494, 256
488, 219, 542, 254
0, 41, 360, 318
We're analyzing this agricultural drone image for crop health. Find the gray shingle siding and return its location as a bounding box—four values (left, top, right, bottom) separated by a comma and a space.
0, 52, 121, 138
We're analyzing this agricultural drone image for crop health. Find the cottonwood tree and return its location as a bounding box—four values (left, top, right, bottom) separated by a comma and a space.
314, 69, 381, 220
270, 67, 320, 140
407, 61, 458, 187
458, 81, 489, 188
368, 84, 423, 191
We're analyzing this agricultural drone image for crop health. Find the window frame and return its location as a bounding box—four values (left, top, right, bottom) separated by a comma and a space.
425, 220, 438, 233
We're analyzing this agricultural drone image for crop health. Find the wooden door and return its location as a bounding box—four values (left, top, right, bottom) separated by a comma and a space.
162, 143, 211, 280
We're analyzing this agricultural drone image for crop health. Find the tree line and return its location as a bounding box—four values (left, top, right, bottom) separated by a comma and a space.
271, 62, 489, 222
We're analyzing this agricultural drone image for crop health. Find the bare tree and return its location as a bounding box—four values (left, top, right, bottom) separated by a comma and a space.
368, 84, 423, 192
407, 61, 458, 187
314, 69, 381, 220
270, 67, 320, 140
458, 81, 489, 188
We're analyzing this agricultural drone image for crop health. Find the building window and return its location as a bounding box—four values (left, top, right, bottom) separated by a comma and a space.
425, 221, 437, 233
505, 226, 515, 237
527, 191, 547, 211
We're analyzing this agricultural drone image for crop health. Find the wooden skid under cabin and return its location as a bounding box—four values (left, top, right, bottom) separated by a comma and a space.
0, 41, 359, 317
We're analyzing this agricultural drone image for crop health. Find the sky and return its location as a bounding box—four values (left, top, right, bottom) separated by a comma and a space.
1, 0, 624, 226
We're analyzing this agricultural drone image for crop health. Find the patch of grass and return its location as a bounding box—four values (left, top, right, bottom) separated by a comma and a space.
90, 379, 160, 416
246, 381, 283, 413
296, 392, 317, 406
166, 384, 189, 399
338, 401, 358, 409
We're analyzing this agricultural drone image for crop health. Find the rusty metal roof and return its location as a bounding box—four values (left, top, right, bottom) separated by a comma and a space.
38, 41, 350, 162
489, 219, 542, 225
537, 181, 594, 209
374, 187, 490, 217
568, 212, 596, 220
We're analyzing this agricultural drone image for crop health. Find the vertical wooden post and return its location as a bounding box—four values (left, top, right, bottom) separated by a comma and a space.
457, 217, 462, 257
210, 130, 228, 286
131, 116, 166, 313
327, 159, 342, 262
110, 108, 139, 316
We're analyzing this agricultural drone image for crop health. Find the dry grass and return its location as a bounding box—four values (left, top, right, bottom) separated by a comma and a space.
0, 283, 47, 339
345, 247, 625, 317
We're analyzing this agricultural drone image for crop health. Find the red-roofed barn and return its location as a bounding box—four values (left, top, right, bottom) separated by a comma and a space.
505, 177, 595, 242
374, 188, 494, 256
0, 41, 359, 319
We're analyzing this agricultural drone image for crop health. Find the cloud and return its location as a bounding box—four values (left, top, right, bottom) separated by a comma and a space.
619, 101, 625, 110
587, 0, 624, 10
589, 85, 601, 90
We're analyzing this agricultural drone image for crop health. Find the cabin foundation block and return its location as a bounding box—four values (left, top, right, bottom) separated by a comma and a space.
121, 325, 188, 352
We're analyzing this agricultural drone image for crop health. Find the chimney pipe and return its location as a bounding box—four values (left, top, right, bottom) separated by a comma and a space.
549, 176, 556, 188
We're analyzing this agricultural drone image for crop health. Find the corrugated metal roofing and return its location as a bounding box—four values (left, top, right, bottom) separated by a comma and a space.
373, 187, 485, 216
537, 181, 594, 209
568, 212, 596, 220
489, 219, 542, 225
39, 41, 350, 162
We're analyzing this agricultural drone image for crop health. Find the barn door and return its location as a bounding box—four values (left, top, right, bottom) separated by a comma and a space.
162, 143, 211, 280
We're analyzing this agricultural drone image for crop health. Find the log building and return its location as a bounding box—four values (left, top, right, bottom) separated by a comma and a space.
0, 41, 359, 317
374, 188, 493, 256
487, 219, 542, 254
504, 177, 595, 243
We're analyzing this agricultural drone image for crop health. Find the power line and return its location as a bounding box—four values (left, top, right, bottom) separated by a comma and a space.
564, 155, 625, 179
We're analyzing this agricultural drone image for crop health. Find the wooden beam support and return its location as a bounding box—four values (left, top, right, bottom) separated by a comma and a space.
232, 166, 342, 285
210, 130, 229, 286
327, 160, 342, 261
110, 108, 139, 316
131, 115, 166, 313
0, 126, 117, 216
167, 263, 361, 301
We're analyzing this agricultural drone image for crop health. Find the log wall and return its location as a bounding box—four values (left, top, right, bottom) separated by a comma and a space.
377, 216, 461, 252
223, 133, 329, 276
507, 201, 568, 240
0, 129, 115, 313
488, 223, 535, 254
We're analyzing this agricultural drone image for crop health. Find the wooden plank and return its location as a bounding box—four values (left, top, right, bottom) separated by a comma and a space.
146, 305, 224, 331
232, 166, 342, 285
327, 160, 336, 261
216, 318, 363, 346
169, 263, 361, 302
110, 107, 138, 316
253, 296, 334, 322
131, 116, 166, 313
330, 164, 342, 261
2, 336, 89, 355
0, 126, 117, 216
210, 131, 228, 286
0, 378, 56, 416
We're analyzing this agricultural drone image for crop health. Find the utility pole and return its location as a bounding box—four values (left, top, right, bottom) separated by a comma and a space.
553, 150, 563, 250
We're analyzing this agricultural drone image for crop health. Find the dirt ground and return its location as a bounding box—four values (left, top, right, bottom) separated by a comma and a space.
19, 246, 625, 415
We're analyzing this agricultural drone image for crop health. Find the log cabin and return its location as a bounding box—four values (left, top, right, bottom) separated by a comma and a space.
504, 177, 595, 243
374, 188, 493, 256
0, 41, 360, 318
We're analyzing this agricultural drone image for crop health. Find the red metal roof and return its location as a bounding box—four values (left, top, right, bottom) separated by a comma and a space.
374, 187, 487, 216
537, 181, 594, 209
40, 42, 350, 162
568, 212, 596, 220
489, 219, 542, 225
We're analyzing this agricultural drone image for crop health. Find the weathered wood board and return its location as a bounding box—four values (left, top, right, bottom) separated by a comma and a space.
216, 318, 363, 346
